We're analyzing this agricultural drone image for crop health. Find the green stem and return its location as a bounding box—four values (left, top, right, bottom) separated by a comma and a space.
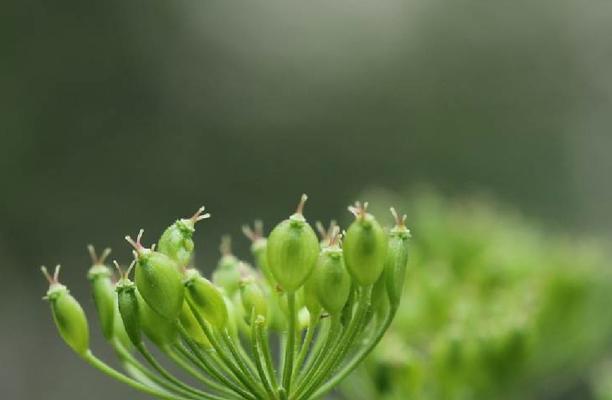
221, 330, 268, 398
250, 313, 278, 399
111, 339, 166, 390
165, 345, 242, 399
137, 342, 221, 400
297, 286, 372, 400
82, 350, 192, 400
186, 298, 263, 398
310, 304, 398, 399
281, 292, 297, 395
292, 316, 341, 399
257, 320, 279, 391
178, 326, 256, 400
292, 310, 321, 382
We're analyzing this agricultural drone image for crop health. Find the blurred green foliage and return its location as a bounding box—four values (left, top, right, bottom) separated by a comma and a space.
341, 189, 612, 400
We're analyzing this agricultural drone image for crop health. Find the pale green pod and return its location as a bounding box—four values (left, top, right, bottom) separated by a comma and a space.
384, 208, 411, 306
87, 246, 115, 340
158, 206, 210, 267
42, 266, 89, 356
179, 301, 211, 349
212, 236, 242, 296
240, 278, 268, 318
243, 221, 275, 285
310, 246, 351, 315
267, 194, 319, 292
126, 230, 185, 322
116, 276, 142, 346
137, 290, 178, 347
343, 202, 388, 286
184, 269, 228, 330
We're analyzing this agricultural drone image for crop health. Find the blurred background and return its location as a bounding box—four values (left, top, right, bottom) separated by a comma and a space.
2, 0, 612, 399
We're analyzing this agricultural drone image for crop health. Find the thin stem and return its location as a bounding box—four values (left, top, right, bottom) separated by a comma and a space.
82, 350, 192, 400
165, 346, 242, 399
137, 343, 219, 400
257, 319, 279, 391
186, 297, 264, 398
221, 330, 268, 398
292, 316, 341, 399
310, 304, 399, 399
292, 310, 321, 382
281, 292, 297, 395
178, 325, 256, 400
298, 286, 372, 400
250, 313, 277, 399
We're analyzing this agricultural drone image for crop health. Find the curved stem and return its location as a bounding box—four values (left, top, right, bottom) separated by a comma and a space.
221, 330, 268, 398
82, 350, 192, 400
291, 316, 341, 399
165, 345, 242, 399
297, 286, 372, 400
178, 326, 256, 400
310, 304, 398, 399
137, 342, 221, 400
186, 297, 263, 398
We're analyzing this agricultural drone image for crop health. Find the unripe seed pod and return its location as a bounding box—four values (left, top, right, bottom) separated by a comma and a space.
184, 269, 228, 330
385, 208, 411, 306
343, 202, 388, 286
243, 221, 275, 285
179, 301, 211, 349
240, 278, 268, 318
303, 273, 322, 316
138, 290, 178, 346
309, 235, 351, 315
158, 206, 210, 267
126, 230, 184, 322
212, 236, 241, 296
86, 245, 115, 340
115, 261, 142, 346
42, 266, 89, 356
112, 294, 133, 351
267, 194, 319, 292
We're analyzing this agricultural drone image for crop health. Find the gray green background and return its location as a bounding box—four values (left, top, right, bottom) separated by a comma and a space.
1, 1, 611, 398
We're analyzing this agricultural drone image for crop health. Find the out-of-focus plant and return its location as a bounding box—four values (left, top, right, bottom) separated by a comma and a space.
341, 189, 612, 400
40, 195, 411, 400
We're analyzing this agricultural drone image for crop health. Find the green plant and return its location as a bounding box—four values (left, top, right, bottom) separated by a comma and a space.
340, 190, 612, 400
41, 195, 410, 400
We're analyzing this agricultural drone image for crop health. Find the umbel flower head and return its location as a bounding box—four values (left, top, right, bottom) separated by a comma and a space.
40, 194, 411, 400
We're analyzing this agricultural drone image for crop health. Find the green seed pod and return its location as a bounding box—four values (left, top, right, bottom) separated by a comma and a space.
184, 269, 228, 330
126, 230, 184, 322
343, 202, 388, 286
112, 293, 133, 351
158, 206, 210, 267
42, 266, 90, 356
303, 272, 322, 316
179, 301, 211, 349
240, 278, 268, 318
86, 245, 115, 340
212, 236, 242, 296
266, 194, 319, 292
115, 262, 142, 346
243, 221, 275, 285
309, 235, 351, 315
384, 208, 411, 306
138, 290, 178, 346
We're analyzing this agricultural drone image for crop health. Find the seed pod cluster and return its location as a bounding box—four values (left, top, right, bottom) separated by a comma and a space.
40, 195, 410, 400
